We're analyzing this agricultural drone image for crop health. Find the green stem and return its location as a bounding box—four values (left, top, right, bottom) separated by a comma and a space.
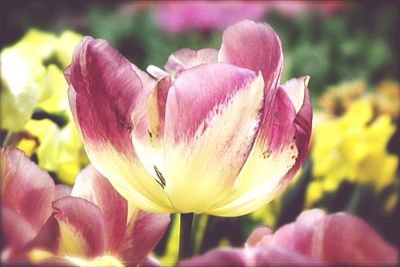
179, 213, 194, 260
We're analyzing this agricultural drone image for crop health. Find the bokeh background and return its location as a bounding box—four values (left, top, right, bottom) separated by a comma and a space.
1, 1, 399, 263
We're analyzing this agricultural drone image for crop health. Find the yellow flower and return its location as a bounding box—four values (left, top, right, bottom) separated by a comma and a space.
17, 119, 86, 185
319, 80, 366, 116
1, 29, 81, 131
312, 100, 397, 193
1, 28, 86, 184
372, 80, 400, 119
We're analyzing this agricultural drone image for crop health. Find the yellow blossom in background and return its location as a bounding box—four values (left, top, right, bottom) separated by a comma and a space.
1, 29, 81, 130
1, 28, 87, 184
371, 80, 400, 119
17, 119, 88, 185
319, 79, 400, 119
319, 80, 366, 116
309, 100, 398, 207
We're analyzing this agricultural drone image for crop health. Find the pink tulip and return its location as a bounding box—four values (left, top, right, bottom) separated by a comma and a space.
1, 148, 58, 262
65, 20, 312, 216
267, 1, 349, 17
155, 1, 268, 34
181, 209, 398, 266
0, 148, 170, 265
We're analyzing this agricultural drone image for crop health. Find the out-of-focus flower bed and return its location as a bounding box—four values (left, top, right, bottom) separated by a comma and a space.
1, 1, 399, 266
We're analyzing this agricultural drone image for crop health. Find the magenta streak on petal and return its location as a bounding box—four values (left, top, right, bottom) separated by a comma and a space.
1, 148, 55, 233
65, 37, 143, 153
118, 211, 170, 264
25, 216, 61, 255
281, 86, 312, 185
52, 196, 106, 258
258, 88, 297, 153
165, 63, 257, 143
72, 165, 128, 254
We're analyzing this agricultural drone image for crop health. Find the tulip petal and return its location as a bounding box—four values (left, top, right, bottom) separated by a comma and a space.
1, 148, 55, 232
320, 213, 398, 264
219, 20, 283, 92
180, 246, 317, 266
210, 79, 312, 216
259, 209, 398, 264
180, 248, 247, 266
1, 207, 35, 249
283, 78, 312, 179
131, 77, 173, 184
25, 216, 61, 255
71, 165, 128, 254
209, 88, 297, 216
55, 185, 72, 199
164, 63, 265, 212
164, 48, 218, 75
245, 227, 273, 247
265, 209, 325, 255
118, 210, 170, 264
146, 76, 172, 145
281, 76, 309, 113
252, 246, 319, 265
66, 37, 173, 212
52, 196, 106, 259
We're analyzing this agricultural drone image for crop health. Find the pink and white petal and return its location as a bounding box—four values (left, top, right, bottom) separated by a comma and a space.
164, 48, 218, 75
283, 81, 312, 179
55, 185, 72, 199
281, 76, 310, 113
66, 37, 173, 212
118, 209, 170, 264
264, 209, 326, 256
319, 212, 398, 264
146, 76, 173, 145
208, 88, 298, 216
209, 81, 312, 216
52, 196, 106, 259
180, 248, 248, 266
130, 63, 156, 93
131, 77, 173, 182
71, 165, 128, 253
1, 207, 35, 249
252, 246, 320, 266
219, 20, 283, 92
180, 246, 317, 266
25, 216, 61, 254
245, 227, 273, 247
164, 63, 265, 213
0, 148, 55, 232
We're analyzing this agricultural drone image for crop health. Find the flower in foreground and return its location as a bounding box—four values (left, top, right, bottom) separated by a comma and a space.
181, 209, 398, 266
66, 20, 312, 216
0, 148, 170, 266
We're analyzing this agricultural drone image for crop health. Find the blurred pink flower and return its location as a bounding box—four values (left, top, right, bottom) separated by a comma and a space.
65, 20, 312, 216
181, 209, 398, 266
155, 1, 268, 33
1, 148, 62, 261
268, 1, 349, 16
0, 148, 170, 266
